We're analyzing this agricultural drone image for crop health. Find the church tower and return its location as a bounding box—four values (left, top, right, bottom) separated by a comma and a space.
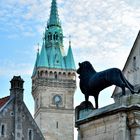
31, 0, 76, 139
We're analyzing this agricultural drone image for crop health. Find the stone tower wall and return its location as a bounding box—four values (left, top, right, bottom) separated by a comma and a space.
32, 68, 76, 140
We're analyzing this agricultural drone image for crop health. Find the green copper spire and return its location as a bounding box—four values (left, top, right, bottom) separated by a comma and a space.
32, 49, 40, 76
32, 0, 76, 73
47, 0, 61, 28
38, 39, 49, 67
66, 40, 76, 70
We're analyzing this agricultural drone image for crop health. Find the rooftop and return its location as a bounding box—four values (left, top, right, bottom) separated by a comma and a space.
0, 96, 10, 108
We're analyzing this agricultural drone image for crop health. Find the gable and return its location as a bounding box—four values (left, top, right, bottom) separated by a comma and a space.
22, 102, 45, 140
113, 31, 140, 98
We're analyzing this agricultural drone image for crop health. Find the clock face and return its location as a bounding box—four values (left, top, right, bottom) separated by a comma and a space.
53, 95, 62, 105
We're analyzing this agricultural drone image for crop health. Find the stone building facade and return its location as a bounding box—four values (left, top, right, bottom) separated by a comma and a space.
31, 0, 76, 139
75, 31, 140, 140
0, 76, 45, 140
76, 95, 140, 140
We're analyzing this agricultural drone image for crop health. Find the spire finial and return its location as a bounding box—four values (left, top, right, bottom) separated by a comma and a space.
69, 35, 71, 47
37, 43, 40, 53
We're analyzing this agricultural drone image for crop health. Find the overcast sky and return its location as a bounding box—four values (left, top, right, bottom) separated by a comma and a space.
0, 0, 140, 138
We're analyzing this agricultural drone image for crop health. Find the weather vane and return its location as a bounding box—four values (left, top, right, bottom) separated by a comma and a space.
37, 43, 40, 53
69, 35, 71, 46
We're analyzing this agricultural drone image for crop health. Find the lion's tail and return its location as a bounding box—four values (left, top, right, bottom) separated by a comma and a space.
121, 73, 139, 94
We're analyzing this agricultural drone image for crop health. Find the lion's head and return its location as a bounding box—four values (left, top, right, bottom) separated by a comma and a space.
77, 61, 95, 75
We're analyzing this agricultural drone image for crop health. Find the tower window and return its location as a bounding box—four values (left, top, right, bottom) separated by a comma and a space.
48, 33, 52, 41
49, 71, 53, 78
56, 34, 58, 40
45, 71, 48, 77
54, 72, 57, 79
56, 121, 59, 129
68, 72, 71, 77
40, 71, 44, 77
60, 34, 63, 42
50, 34, 52, 40
53, 33, 58, 41
53, 34, 56, 40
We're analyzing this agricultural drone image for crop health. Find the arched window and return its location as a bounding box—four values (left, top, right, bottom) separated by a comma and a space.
72, 73, 76, 80
49, 71, 53, 78
48, 32, 51, 41
63, 72, 66, 79
54, 72, 57, 79
48, 33, 52, 41
53, 34, 56, 40
40, 71, 44, 77
68, 72, 71, 77
50, 34, 52, 40
60, 34, 63, 42
56, 34, 58, 40
45, 71, 48, 77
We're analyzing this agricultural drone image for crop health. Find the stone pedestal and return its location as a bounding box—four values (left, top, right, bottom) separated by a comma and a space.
75, 94, 140, 140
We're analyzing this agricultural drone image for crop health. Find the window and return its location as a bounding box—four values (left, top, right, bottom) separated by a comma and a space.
50, 34, 52, 40
1, 124, 5, 137
45, 71, 48, 77
48, 33, 52, 41
54, 72, 57, 79
53, 33, 58, 41
10, 111, 14, 116
133, 56, 136, 70
28, 129, 33, 140
56, 34, 58, 40
53, 34, 56, 40
56, 121, 58, 129
60, 34, 63, 42
49, 71, 53, 78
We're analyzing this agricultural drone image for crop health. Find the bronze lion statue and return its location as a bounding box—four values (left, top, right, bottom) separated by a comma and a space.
77, 61, 139, 109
